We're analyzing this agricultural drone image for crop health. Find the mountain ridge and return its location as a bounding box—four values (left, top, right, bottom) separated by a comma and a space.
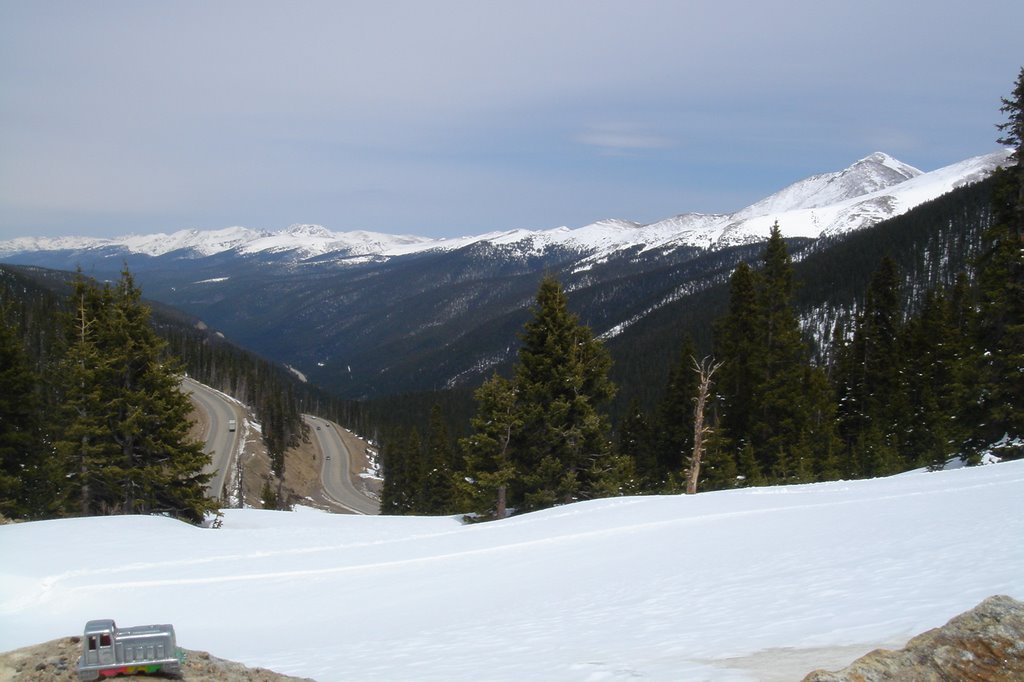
0, 150, 1009, 400
0, 150, 1010, 264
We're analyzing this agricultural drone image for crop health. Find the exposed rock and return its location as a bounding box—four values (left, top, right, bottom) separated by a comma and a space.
802, 595, 1024, 681
0, 636, 315, 681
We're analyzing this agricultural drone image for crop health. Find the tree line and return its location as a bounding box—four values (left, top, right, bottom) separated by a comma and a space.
378, 67, 1024, 520
1, 269, 215, 522
0, 263, 368, 520
4, 68, 1021, 523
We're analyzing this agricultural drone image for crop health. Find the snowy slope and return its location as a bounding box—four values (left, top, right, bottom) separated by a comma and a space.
0, 224, 434, 261
1, 460, 1021, 681
0, 150, 1010, 264
732, 152, 922, 218
708, 150, 1008, 246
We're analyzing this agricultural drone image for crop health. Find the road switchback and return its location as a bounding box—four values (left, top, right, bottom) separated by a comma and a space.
305, 415, 379, 515
183, 377, 244, 500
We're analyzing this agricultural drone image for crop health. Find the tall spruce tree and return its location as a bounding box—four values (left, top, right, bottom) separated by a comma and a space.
649, 336, 699, 489
617, 398, 661, 492
0, 304, 43, 517
996, 66, 1024, 220
835, 257, 905, 476
53, 270, 214, 522
753, 223, 814, 480
714, 261, 762, 460
901, 288, 970, 469
55, 280, 119, 515
972, 66, 1024, 457
418, 404, 458, 514
460, 373, 519, 519
510, 276, 616, 512
714, 225, 826, 484
801, 363, 842, 481
380, 427, 422, 515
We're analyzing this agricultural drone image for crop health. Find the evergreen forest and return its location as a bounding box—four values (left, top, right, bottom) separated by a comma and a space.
378, 68, 1024, 519
0, 265, 366, 521
2, 68, 1022, 525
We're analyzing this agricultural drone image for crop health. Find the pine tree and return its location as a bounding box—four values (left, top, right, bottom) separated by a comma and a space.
649, 336, 698, 489
802, 365, 842, 481
418, 405, 458, 514
714, 225, 827, 484
737, 443, 763, 487
835, 257, 905, 476
259, 382, 305, 484
617, 398, 655, 487
53, 270, 214, 522
714, 261, 762, 457
380, 427, 422, 515
972, 66, 1024, 458
54, 281, 120, 516
460, 373, 519, 519
260, 478, 279, 509
0, 304, 43, 517
700, 435, 739, 491
900, 288, 970, 469
753, 223, 813, 480
511, 276, 616, 512
996, 66, 1024, 218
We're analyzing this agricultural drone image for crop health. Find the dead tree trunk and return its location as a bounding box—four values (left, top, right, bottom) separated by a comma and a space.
687, 356, 723, 495
496, 484, 507, 520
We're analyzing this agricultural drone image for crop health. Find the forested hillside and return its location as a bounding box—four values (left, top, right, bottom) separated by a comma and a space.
377, 68, 1024, 518
362, 171, 1006, 447
0, 264, 371, 521
0, 268, 214, 521
607, 174, 1000, 413
4, 69, 1021, 524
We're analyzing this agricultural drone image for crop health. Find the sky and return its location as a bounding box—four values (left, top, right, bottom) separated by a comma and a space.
1, 1, 1021, 241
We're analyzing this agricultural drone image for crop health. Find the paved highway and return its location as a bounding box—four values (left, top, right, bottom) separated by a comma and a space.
305, 415, 379, 515
182, 377, 243, 500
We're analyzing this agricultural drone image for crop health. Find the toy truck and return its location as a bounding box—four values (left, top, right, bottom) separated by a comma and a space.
77, 619, 184, 680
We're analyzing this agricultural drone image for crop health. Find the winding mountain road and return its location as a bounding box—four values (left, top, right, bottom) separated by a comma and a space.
182, 377, 244, 500
305, 415, 379, 515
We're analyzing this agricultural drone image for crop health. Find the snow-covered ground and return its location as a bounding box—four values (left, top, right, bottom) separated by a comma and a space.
2, 460, 1021, 681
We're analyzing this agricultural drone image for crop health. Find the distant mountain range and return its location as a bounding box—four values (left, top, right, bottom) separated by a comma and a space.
1, 150, 1007, 263
0, 149, 1010, 399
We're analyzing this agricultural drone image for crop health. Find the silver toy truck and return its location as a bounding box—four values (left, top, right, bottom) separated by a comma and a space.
77, 619, 184, 680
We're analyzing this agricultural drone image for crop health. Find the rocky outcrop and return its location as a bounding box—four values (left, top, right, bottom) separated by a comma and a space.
803, 595, 1024, 681
0, 635, 315, 681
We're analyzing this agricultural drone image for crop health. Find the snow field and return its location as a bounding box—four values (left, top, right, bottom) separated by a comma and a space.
1, 460, 1022, 681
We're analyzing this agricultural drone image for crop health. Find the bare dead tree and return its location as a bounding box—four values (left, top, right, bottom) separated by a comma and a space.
687, 355, 723, 495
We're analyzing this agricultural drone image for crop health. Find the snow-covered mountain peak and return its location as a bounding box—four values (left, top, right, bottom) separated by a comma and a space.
714, 149, 1009, 246
0, 149, 1009, 265
735, 153, 923, 219
121, 226, 270, 256
856, 151, 921, 175
284, 223, 333, 239
592, 218, 643, 230
842, 151, 923, 189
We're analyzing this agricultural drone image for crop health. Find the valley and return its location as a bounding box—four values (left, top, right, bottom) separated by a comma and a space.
184, 378, 379, 514
0, 149, 1009, 401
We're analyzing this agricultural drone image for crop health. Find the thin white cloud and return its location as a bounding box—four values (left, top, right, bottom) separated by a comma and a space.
576, 124, 674, 154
